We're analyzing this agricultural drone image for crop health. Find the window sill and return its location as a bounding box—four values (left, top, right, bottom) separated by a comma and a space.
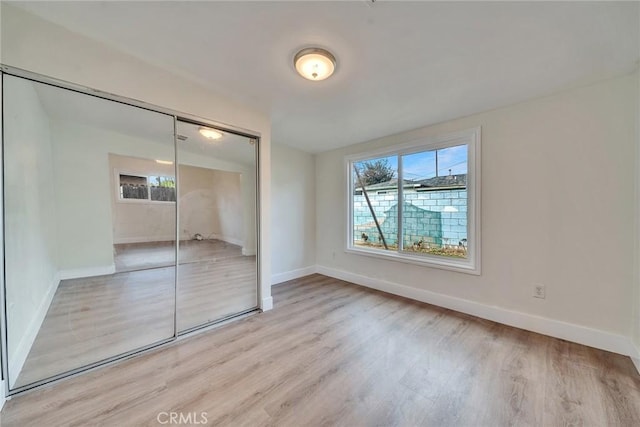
345, 246, 480, 275
117, 199, 176, 205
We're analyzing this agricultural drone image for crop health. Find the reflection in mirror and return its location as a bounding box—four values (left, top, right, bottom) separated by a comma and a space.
3, 75, 176, 389
110, 154, 177, 272
176, 120, 258, 332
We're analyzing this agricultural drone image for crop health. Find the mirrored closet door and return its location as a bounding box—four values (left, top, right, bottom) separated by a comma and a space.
3, 75, 177, 390
2, 70, 261, 395
175, 120, 258, 332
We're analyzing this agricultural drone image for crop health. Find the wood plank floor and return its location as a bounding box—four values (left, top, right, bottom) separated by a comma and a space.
13, 240, 256, 389
13, 268, 175, 388
3, 274, 639, 426
114, 240, 245, 273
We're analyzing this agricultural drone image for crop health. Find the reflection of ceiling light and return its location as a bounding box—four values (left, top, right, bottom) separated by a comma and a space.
294, 47, 336, 81
443, 206, 458, 212
199, 127, 223, 140
156, 160, 173, 165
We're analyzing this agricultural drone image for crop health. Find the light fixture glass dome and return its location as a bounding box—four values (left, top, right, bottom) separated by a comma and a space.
294, 48, 336, 81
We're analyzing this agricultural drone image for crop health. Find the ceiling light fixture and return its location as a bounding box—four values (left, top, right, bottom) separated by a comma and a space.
199, 127, 223, 140
155, 160, 173, 165
294, 47, 336, 81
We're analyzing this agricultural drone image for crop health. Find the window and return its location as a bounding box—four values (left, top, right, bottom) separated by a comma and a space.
149, 175, 176, 202
346, 128, 480, 274
119, 174, 148, 200
119, 174, 176, 202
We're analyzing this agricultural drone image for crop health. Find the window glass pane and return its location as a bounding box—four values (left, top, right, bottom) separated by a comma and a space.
149, 175, 176, 202
352, 156, 398, 252
401, 144, 468, 259
119, 174, 148, 200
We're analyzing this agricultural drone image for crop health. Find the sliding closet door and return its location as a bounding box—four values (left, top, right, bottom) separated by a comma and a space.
3, 75, 177, 391
175, 120, 258, 333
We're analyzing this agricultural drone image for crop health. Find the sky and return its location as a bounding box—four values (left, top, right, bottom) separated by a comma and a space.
355, 144, 467, 181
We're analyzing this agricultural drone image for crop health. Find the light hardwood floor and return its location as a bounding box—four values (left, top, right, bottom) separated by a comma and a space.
12, 240, 256, 389
114, 240, 245, 273
3, 274, 639, 426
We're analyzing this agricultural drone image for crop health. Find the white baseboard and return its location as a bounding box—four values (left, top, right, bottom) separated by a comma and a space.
242, 248, 257, 256
210, 233, 243, 247
316, 265, 634, 357
631, 343, 640, 375
261, 296, 273, 311
0, 379, 5, 410
272, 266, 317, 286
59, 264, 116, 280
114, 236, 176, 244
9, 272, 60, 388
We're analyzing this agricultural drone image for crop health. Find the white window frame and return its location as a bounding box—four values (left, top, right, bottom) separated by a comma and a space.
115, 170, 176, 205
345, 127, 481, 275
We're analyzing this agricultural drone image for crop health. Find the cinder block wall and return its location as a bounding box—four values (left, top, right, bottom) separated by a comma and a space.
353, 189, 467, 246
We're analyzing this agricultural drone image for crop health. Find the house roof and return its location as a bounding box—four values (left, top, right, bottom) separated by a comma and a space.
356, 174, 467, 191
415, 174, 467, 188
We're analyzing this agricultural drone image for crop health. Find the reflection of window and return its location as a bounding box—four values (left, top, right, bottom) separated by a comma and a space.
119, 174, 176, 202
149, 176, 176, 201
347, 128, 480, 274
119, 174, 148, 200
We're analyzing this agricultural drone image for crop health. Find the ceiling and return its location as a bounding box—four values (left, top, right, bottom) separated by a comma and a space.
29, 76, 176, 144
176, 120, 256, 168
11, 1, 640, 153
20, 76, 255, 167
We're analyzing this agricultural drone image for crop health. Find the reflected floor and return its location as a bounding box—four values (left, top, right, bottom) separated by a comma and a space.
13, 240, 257, 389
114, 239, 244, 272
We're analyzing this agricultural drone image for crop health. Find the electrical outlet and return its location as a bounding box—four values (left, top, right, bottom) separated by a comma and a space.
533, 284, 546, 299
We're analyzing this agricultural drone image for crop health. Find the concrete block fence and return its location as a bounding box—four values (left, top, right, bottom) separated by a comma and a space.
353, 189, 467, 247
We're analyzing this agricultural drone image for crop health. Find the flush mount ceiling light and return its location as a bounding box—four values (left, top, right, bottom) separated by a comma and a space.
155, 159, 174, 165
294, 47, 336, 81
199, 127, 223, 140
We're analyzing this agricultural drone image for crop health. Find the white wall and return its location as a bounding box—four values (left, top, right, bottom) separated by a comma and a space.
51, 120, 174, 273
316, 72, 638, 346
178, 165, 217, 241
3, 76, 60, 384
1, 4, 272, 308
271, 143, 316, 282
109, 154, 176, 244
178, 152, 257, 256
179, 165, 244, 246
